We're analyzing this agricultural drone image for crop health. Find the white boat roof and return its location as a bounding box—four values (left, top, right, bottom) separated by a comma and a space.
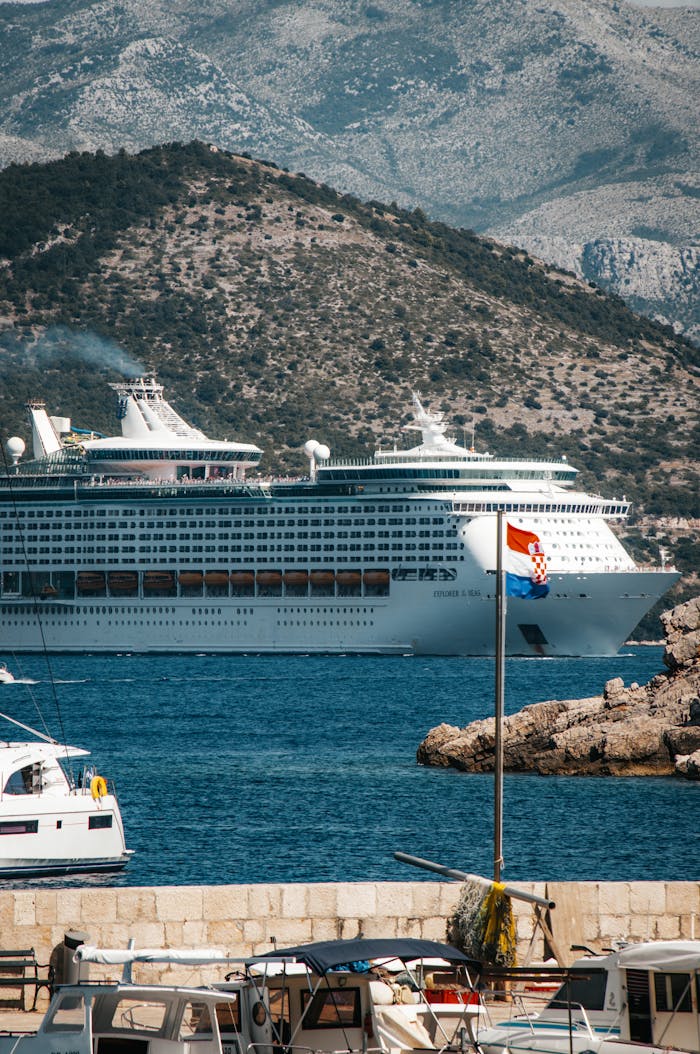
0, 741, 89, 764
617, 940, 700, 972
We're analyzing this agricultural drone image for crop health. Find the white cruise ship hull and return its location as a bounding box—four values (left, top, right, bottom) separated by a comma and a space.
0, 569, 674, 656
1, 379, 679, 659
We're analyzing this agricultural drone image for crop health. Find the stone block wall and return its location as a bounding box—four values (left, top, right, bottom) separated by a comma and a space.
0, 881, 698, 1009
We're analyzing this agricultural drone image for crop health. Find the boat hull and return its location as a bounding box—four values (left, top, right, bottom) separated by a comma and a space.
0, 794, 131, 877
0, 855, 131, 879
0, 569, 676, 656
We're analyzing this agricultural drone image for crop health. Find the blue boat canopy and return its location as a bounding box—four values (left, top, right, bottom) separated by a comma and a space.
255, 938, 480, 976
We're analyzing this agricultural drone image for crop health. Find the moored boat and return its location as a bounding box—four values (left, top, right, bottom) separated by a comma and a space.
0, 719, 132, 878
477, 940, 700, 1054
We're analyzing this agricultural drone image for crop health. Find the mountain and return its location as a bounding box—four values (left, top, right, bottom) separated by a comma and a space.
0, 142, 697, 637
0, 0, 698, 339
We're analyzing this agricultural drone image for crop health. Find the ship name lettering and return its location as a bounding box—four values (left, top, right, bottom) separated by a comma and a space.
391, 567, 457, 582
433, 589, 459, 598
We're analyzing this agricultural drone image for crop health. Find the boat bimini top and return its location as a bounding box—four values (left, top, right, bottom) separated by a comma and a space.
252, 938, 480, 975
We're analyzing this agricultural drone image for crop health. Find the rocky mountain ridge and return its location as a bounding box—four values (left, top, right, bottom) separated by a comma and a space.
417, 596, 700, 778
0, 0, 698, 338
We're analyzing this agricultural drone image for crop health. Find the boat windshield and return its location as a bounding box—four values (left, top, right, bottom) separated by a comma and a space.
3, 764, 35, 795
546, 968, 608, 1012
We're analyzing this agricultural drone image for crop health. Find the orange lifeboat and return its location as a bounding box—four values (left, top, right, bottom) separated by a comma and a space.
363, 570, 390, 588
204, 571, 229, 588
76, 571, 106, 595
283, 571, 309, 587
336, 570, 361, 588
178, 571, 203, 588
143, 571, 176, 592
256, 570, 282, 589
309, 570, 335, 587
108, 571, 139, 594
230, 571, 255, 591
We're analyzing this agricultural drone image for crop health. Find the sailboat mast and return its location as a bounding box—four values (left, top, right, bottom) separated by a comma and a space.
494, 509, 506, 882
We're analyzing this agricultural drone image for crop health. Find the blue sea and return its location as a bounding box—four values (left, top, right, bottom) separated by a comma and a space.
1, 647, 696, 889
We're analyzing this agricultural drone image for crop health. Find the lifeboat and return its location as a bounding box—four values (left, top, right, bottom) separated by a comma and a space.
363, 570, 390, 588
204, 571, 229, 588
256, 570, 282, 591
178, 571, 203, 588
230, 571, 255, 592
107, 571, 139, 594
336, 570, 361, 589
309, 570, 335, 587
283, 571, 309, 587
143, 571, 176, 592
76, 572, 106, 595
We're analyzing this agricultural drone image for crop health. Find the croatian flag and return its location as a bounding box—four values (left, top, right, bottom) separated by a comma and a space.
505, 523, 549, 599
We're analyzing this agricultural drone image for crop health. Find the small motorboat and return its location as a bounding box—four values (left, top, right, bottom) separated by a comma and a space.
0, 663, 15, 685
0, 712, 133, 878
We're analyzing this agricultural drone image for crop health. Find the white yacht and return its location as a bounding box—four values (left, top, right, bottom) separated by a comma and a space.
0, 715, 132, 878
0, 377, 677, 656
477, 940, 700, 1054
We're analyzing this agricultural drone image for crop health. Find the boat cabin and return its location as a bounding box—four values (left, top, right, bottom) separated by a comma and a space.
0, 981, 257, 1054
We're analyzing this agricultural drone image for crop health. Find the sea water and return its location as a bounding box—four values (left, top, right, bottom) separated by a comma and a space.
1, 647, 697, 888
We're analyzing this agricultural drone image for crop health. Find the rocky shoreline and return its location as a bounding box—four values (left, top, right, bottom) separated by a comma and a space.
417, 596, 700, 779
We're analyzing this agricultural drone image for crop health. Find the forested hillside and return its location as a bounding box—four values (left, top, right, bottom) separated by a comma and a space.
0, 142, 697, 635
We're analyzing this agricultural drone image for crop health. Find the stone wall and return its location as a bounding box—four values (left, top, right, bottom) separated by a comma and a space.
1, 881, 698, 1007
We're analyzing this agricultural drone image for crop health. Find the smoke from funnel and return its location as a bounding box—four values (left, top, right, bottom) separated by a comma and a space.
4, 326, 146, 377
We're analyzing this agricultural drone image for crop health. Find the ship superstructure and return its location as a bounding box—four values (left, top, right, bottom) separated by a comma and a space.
0, 379, 677, 656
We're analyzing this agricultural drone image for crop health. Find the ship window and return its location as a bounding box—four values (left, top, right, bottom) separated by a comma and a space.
0, 818, 39, 835
108, 997, 168, 1035
179, 1001, 213, 1040
45, 991, 86, 1032
300, 987, 361, 1029
547, 968, 607, 1012
89, 815, 113, 830
3, 765, 35, 796
654, 973, 692, 1013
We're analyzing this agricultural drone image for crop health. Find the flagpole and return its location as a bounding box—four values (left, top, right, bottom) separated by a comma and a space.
494, 508, 506, 882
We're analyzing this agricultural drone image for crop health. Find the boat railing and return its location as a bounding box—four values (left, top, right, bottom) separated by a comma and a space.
74, 771, 118, 799
246, 1045, 386, 1054
479, 988, 601, 1039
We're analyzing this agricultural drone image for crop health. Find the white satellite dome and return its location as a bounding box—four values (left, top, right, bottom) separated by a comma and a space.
314, 444, 330, 460
304, 439, 320, 458
6, 436, 25, 465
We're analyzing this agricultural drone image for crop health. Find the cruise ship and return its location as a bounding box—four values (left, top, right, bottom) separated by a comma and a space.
0, 377, 677, 656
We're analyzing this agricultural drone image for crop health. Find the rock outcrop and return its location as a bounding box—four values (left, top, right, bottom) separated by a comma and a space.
417, 597, 700, 779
